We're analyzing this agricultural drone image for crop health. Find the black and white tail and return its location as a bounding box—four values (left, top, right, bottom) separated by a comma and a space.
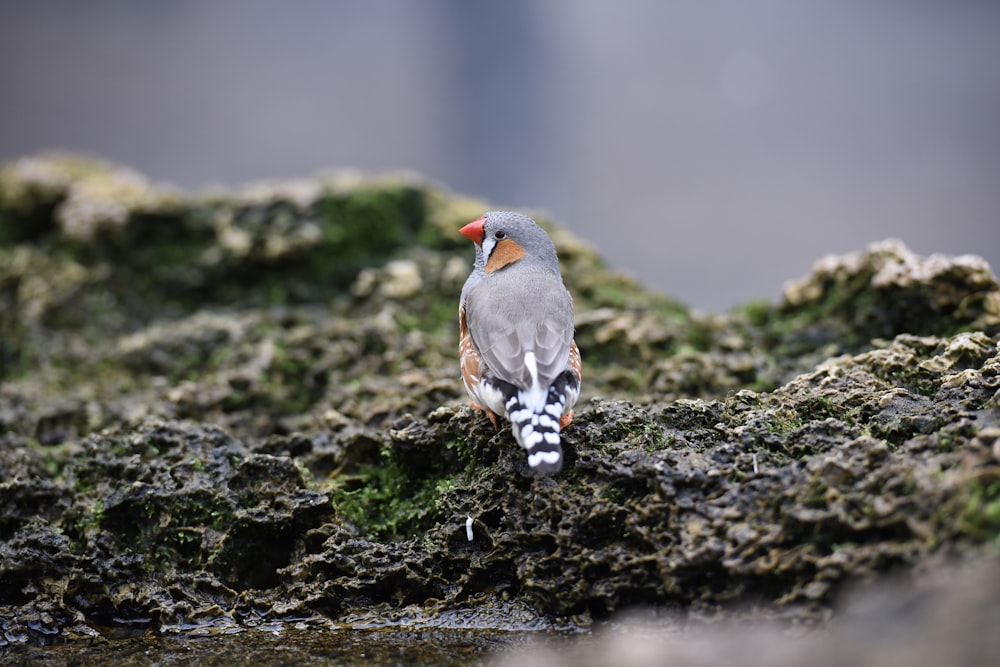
503, 369, 580, 475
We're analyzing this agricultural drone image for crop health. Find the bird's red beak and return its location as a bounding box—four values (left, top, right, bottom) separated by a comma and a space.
459, 217, 486, 245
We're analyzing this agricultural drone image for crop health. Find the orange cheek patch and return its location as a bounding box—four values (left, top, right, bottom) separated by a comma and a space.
485, 239, 527, 273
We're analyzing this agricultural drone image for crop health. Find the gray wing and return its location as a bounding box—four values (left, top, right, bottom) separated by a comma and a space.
466, 270, 574, 389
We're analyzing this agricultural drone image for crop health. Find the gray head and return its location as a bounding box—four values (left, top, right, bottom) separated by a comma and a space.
459, 211, 560, 276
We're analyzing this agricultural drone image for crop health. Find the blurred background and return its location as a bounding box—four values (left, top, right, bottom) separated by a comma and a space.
2, 0, 998, 312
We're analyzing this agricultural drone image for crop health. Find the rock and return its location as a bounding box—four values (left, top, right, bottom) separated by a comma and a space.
1, 154, 999, 653
776, 238, 999, 354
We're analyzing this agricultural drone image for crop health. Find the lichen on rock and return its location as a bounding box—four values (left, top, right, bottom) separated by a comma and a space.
1, 154, 999, 650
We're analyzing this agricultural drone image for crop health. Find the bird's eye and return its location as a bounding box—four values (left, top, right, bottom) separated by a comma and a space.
494, 231, 506, 239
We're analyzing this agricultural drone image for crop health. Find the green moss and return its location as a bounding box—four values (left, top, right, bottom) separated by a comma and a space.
579, 273, 688, 321
0, 185, 59, 246
21, 439, 79, 484
639, 422, 668, 452
738, 299, 773, 328
444, 436, 472, 464
261, 340, 319, 414
395, 293, 457, 334
309, 185, 426, 286
765, 410, 805, 435
797, 393, 845, 423
959, 478, 1000, 547
684, 320, 715, 353
8, 179, 432, 327
73, 212, 217, 312
586, 281, 635, 310
325, 427, 464, 541
62, 499, 105, 555
68, 467, 240, 572
602, 484, 629, 505
328, 457, 454, 540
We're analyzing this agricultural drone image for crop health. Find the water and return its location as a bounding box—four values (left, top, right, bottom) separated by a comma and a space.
2, 627, 555, 666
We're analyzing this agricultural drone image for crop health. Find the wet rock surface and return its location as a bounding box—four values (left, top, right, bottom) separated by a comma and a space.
1, 154, 999, 657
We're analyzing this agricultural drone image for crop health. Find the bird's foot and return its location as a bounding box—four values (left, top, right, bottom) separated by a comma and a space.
470, 402, 501, 430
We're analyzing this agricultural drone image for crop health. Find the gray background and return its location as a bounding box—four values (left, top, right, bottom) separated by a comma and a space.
2, 1, 998, 312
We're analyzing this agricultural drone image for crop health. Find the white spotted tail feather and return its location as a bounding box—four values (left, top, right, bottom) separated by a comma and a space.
506, 350, 581, 474
458, 211, 582, 476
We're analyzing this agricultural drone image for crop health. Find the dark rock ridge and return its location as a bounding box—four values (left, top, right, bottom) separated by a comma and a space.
1, 154, 999, 648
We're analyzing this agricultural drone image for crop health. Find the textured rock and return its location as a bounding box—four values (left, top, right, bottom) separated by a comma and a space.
1, 155, 999, 651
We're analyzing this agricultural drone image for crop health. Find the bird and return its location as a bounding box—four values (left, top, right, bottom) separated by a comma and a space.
458, 211, 582, 475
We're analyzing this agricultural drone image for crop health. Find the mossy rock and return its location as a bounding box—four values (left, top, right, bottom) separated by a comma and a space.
1, 153, 999, 646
